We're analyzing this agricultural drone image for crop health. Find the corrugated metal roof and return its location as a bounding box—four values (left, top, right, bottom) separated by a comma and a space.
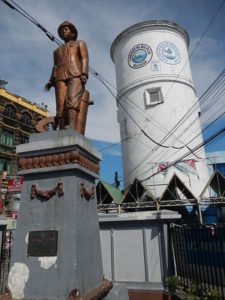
160, 173, 196, 201
123, 178, 156, 203
200, 171, 225, 198
96, 180, 123, 205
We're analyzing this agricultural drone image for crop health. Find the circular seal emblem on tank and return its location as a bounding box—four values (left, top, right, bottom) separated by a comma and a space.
128, 44, 153, 69
157, 41, 180, 64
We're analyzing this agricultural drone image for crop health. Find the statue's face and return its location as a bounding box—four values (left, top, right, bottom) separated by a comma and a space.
61, 26, 75, 42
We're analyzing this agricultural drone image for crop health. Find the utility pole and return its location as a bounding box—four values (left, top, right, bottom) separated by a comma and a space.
197, 197, 203, 225
114, 171, 120, 189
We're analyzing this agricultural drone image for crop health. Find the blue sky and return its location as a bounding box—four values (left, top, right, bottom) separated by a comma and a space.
0, 0, 225, 187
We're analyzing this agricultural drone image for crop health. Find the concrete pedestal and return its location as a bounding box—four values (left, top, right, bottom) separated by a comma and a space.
8, 130, 116, 300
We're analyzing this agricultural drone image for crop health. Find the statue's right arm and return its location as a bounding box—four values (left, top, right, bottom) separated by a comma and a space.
45, 67, 55, 91
45, 52, 56, 91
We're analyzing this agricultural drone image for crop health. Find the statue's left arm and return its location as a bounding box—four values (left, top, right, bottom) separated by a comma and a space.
79, 40, 89, 84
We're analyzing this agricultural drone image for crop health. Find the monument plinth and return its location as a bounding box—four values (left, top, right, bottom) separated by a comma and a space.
7, 130, 113, 300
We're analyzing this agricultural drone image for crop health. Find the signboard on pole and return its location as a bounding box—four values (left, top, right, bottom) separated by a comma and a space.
7, 177, 24, 194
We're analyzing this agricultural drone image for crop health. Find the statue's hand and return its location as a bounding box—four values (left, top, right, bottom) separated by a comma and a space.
80, 74, 88, 85
45, 81, 53, 91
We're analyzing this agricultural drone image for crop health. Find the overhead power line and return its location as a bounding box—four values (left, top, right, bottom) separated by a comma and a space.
98, 67, 225, 157
2, 0, 225, 176
146, 0, 225, 154
140, 125, 225, 183
2, 0, 62, 45
93, 72, 178, 149
0, 0, 215, 153
122, 68, 225, 184
112, 0, 225, 160
152, 0, 225, 120
145, 69, 225, 165
150, 69, 225, 157
1, 0, 185, 150
96, 65, 225, 186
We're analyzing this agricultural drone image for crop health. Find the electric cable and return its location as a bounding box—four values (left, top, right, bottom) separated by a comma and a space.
148, 0, 225, 128
168, 73, 225, 151
2, 0, 62, 45
157, 70, 225, 151
150, 69, 225, 156
2, 0, 225, 186
95, 73, 173, 148
122, 71, 225, 183
122, 88, 225, 188
2, 0, 185, 150
170, 84, 225, 154
1, 0, 214, 153
146, 69, 225, 163
140, 125, 225, 183
110, 80, 225, 187
184, 87, 225, 144
91, 69, 190, 150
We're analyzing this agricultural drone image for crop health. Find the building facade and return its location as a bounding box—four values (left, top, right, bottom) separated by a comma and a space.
0, 87, 49, 231
0, 87, 49, 177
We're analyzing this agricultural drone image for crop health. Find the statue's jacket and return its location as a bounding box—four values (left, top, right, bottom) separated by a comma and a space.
50, 40, 88, 82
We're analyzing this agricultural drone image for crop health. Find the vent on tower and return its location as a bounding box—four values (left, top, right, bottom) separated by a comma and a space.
144, 87, 163, 106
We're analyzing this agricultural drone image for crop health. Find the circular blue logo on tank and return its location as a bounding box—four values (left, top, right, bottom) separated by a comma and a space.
132, 49, 147, 63
128, 44, 152, 69
157, 41, 180, 65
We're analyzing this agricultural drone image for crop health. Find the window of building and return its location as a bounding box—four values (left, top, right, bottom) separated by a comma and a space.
19, 136, 29, 144
0, 130, 13, 147
36, 117, 43, 123
21, 112, 32, 125
0, 158, 11, 173
144, 87, 164, 106
4, 105, 16, 119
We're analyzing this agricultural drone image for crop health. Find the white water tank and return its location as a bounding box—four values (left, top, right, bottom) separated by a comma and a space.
111, 20, 209, 198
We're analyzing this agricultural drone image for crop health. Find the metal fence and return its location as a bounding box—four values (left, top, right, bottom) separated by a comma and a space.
0, 226, 12, 294
170, 224, 225, 299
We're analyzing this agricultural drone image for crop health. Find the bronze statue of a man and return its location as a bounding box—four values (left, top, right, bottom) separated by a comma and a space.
45, 21, 89, 129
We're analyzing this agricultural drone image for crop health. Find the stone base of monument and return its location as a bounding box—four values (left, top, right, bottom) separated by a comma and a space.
6, 130, 128, 300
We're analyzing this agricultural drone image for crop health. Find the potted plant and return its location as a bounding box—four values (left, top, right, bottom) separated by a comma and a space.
164, 276, 182, 300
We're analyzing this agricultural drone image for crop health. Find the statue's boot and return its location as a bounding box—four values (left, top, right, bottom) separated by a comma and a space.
53, 115, 60, 130
59, 115, 66, 129
67, 109, 78, 129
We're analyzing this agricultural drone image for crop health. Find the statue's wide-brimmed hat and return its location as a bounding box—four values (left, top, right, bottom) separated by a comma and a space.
58, 21, 78, 40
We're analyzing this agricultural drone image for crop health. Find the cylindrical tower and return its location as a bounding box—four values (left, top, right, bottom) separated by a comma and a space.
111, 20, 209, 198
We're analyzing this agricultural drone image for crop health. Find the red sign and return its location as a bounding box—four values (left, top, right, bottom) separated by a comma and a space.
7, 177, 24, 194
